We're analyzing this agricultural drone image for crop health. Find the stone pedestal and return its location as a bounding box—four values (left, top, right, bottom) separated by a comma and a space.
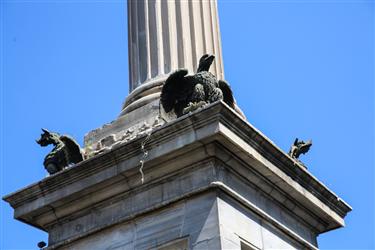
3, 103, 351, 250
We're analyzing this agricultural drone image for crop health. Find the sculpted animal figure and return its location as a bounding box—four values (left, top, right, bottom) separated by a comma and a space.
160, 54, 235, 117
288, 138, 312, 160
36, 128, 83, 174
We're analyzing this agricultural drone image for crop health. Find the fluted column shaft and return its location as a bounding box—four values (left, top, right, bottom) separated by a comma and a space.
123, 0, 224, 114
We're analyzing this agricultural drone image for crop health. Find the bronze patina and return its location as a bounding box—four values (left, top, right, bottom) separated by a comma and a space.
161, 54, 235, 117
36, 128, 83, 174
289, 138, 312, 160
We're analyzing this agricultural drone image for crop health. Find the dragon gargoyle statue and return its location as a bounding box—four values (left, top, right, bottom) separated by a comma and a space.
288, 138, 312, 161
160, 54, 235, 118
36, 128, 83, 174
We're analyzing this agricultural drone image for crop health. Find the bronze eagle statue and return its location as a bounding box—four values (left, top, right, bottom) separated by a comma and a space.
160, 54, 235, 117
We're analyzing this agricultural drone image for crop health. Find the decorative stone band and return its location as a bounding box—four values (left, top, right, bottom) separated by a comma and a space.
120, 75, 166, 116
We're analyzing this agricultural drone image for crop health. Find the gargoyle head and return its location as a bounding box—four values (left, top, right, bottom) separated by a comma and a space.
36, 128, 56, 147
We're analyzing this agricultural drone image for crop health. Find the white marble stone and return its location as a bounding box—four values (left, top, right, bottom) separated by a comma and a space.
59, 193, 220, 250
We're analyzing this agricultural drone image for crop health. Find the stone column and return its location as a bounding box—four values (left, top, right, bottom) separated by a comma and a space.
121, 0, 224, 116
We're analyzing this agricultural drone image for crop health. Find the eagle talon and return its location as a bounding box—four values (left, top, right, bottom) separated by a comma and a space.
183, 101, 207, 114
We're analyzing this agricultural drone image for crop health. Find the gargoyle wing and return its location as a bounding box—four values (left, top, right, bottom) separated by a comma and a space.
299, 140, 312, 155
218, 80, 235, 109
60, 135, 83, 163
161, 69, 193, 115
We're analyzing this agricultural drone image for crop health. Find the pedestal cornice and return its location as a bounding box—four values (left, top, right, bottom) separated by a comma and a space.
3, 102, 351, 249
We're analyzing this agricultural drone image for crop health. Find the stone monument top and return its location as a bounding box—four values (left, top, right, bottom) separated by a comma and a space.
3, 1, 351, 249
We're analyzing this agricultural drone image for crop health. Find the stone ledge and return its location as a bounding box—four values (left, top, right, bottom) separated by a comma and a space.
3, 101, 351, 239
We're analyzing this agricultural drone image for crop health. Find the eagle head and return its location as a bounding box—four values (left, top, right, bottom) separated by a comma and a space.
197, 54, 215, 72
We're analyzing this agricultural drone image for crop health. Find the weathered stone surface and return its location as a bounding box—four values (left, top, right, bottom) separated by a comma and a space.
84, 99, 164, 157
99, 134, 116, 147
3, 102, 351, 249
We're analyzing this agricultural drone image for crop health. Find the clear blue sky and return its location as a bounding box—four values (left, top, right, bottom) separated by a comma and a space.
1, 0, 374, 249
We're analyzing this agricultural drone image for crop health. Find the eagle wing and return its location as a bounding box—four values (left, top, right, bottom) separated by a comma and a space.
218, 80, 235, 108
161, 69, 194, 116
